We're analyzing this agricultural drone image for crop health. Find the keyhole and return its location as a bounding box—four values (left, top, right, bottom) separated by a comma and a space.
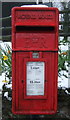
22, 80, 24, 83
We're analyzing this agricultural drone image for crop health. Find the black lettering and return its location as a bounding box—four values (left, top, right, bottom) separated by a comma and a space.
34, 81, 40, 83
30, 81, 33, 83
33, 67, 39, 69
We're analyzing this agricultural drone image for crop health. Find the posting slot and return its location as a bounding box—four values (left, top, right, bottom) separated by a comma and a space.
16, 26, 55, 33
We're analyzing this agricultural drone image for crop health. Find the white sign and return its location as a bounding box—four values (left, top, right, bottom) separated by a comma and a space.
26, 62, 45, 96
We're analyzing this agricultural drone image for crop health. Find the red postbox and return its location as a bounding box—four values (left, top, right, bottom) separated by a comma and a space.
12, 6, 59, 115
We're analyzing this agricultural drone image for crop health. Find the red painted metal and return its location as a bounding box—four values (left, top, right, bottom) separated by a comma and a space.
12, 7, 59, 115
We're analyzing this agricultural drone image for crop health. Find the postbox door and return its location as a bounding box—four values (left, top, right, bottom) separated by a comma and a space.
12, 51, 57, 114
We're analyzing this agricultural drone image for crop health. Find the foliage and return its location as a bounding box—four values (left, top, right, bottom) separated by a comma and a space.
0, 44, 12, 79
58, 37, 69, 78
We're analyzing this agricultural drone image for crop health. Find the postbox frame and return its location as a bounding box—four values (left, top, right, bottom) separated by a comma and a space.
12, 6, 59, 115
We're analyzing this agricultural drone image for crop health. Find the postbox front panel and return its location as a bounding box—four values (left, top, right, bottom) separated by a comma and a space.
12, 7, 58, 51
12, 7, 59, 115
16, 32, 56, 50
